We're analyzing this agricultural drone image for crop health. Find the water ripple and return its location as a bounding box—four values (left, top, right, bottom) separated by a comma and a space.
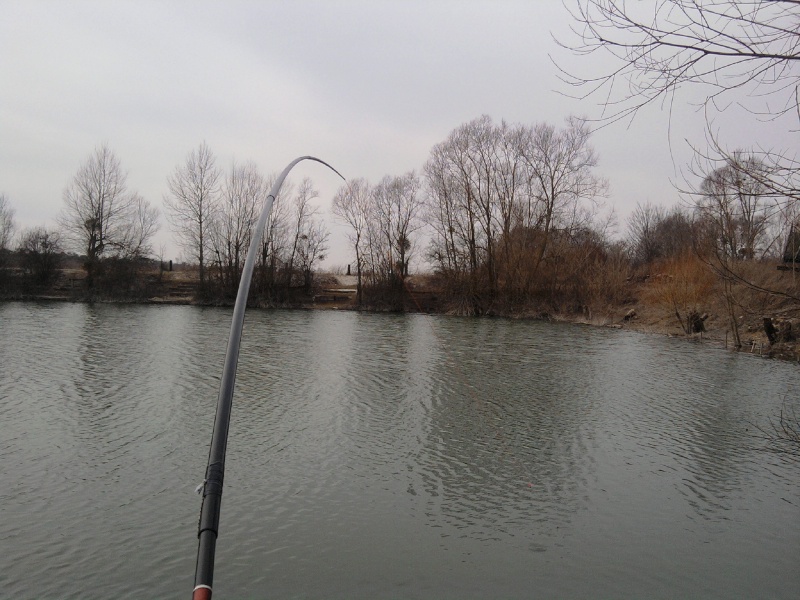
1, 304, 799, 599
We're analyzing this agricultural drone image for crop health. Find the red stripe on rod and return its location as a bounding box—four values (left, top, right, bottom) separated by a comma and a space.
192, 584, 212, 600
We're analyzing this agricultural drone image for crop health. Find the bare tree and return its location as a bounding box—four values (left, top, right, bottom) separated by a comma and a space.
627, 202, 695, 265
0, 193, 15, 269
332, 178, 372, 305
424, 116, 607, 311
59, 144, 159, 287
366, 172, 425, 309
18, 226, 62, 284
696, 153, 775, 260
283, 178, 328, 293
462, 116, 500, 295
0, 193, 15, 251
628, 202, 667, 265
210, 161, 266, 295
559, 2, 800, 244
373, 172, 424, 280
425, 122, 485, 306
121, 192, 160, 259
255, 176, 291, 300
164, 142, 220, 287
425, 116, 523, 305
560, 1, 800, 334
295, 218, 329, 294
558, 0, 800, 124
519, 117, 608, 282
688, 150, 800, 343
561, 2, 800, 222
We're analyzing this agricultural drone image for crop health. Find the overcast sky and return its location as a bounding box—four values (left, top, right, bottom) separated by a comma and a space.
1, 0, 794, 267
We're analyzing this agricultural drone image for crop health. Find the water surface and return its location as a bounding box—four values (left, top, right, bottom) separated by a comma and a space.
1, 302, 798, 599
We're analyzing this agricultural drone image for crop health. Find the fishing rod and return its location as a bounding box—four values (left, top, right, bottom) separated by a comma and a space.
192, 156, 344, 600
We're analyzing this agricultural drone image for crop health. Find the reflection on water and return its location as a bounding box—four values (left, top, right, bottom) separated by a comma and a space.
1, 302, 798, 599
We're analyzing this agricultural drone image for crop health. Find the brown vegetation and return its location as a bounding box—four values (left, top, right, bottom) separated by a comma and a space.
2, 241, 800, 365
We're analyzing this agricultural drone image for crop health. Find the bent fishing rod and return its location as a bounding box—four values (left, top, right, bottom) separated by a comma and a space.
192, 156, 344, 600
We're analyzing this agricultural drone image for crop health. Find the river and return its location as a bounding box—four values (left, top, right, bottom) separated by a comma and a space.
1, 302, 798, 599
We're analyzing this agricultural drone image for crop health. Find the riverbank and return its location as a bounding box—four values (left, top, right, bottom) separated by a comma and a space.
513, 283, 800, 362
2, 265, 799, 362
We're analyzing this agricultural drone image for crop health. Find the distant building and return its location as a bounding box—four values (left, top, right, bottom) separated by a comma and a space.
783, 224, 800, 264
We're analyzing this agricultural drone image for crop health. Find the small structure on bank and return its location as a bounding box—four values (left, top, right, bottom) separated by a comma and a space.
780, 224, 800, 269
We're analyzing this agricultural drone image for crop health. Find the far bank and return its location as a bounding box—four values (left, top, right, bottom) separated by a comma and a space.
2, 257, 799, 363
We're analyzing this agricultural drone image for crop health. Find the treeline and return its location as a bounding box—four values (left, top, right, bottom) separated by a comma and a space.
0, 144, 331, 304
0, 222, 67, 289
330, 115, 616, 313
423, 115, 610, 314
163, 143, 329, 303
1, 146, 164, 298
1, 116, 799, 328
332, 116, 799, 339
629, 149, 800, 347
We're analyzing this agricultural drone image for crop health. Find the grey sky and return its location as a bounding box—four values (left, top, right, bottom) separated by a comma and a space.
1, 0, 794, 266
